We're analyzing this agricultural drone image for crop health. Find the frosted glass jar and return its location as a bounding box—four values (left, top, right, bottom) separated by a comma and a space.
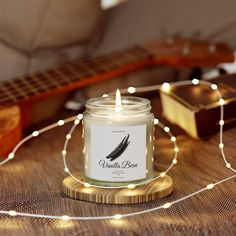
83, 96, 154, 187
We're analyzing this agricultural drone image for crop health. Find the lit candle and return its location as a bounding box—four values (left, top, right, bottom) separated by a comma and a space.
83, 90, 154, 187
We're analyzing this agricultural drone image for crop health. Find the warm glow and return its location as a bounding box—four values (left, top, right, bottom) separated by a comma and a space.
8, 153, 14, 159
115, 89, 122, 112
192, 79, 199, 85
171, 136, 176, 142
77, 114, 83, 120
226, 163, 231, 168
84, 183, 91, 188
154, 118, 159, 125
127, 184, 135, 189
163, 203, 172, 208
8, 211, 17, 216
211, 84, 218, 90
114, 214, 122, 219
58, 120, 65, 126
127, 87, 136, 94
219, 120, 224, 126
219, 143, 224, 149
61, 215, 70, 221
219, 98, 225, 105
161, 82, 171, 92
207, 184, 214, 189
160, 172, 166, 177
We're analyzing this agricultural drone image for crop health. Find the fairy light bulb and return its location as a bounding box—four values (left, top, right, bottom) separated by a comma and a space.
174, 147, 179, 153
115, 89, 122, 112
113, 214, 122, 219
61, 215, 70, 221
164, 127, 170, 133
211, 84, 218, 90
102, 94, 108, 97
62, 150, 67, 155
66, 134, 71, 139
74, 119, 80, 125
226, 163, 231, 168
219, 98, 225, 105
154, 118, 159, 125
219, 120, 224, 126
163, 203, 172, 209
173, 159, 177, 164
192, 79, 199, 85
160, 172, 166, 177
207, 184, 214, 189
161, 82, 171, 92
84, 183, 91, 188
77, 114, 83, 120
171, 136, 176, 142
64, 167, 69, 173
58, 120, 65, 126
127, 184, 135, 189
8, 210, 17, 216
127, 87, 136, 94
8, 152, 14, 159
32, 131, 39, 137
219, 143, 224, 149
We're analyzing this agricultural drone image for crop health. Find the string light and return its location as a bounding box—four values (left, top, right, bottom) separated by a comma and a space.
0, 80, 235, 222
8, 153, 14, 159
171, 136, 176, 142
161, 82, 171, 92
211, 84, 218, 90
164, 127, 170, 133
192, 79, 199, 85
219, 143, 224, 149
219, 120, 224, 126
162, 203, 172, 209
219, 98, 225, 105
84, 183, 91, 188
127, 87, 136, 94
206, 184, 214, 190
160, 172, 166, 177
32, 131, 39, 137
174, 147, 179, 153
61, 215, 70, 221
8, 210, 17, 216
127, 184, 136, 189
113, 214, 122, 219
58, 120, 65, 126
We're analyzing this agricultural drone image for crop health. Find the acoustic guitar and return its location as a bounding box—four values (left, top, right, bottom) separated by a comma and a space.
0, 37, 233, 157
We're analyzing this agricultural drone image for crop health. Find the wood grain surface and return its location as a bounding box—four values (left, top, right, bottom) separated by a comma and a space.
0, 97, 236, 236
62, 171, 173, 204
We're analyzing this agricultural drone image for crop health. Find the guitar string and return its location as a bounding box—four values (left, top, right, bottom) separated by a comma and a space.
0, 80, 235, 221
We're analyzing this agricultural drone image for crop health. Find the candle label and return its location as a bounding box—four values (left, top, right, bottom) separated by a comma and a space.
88, 124, 146, 182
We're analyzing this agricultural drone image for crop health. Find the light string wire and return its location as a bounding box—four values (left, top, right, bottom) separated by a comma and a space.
0, 79, 235, 221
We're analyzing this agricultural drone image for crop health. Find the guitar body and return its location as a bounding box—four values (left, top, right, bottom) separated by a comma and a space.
0, 105, 22, 157
0, 37, 233, 157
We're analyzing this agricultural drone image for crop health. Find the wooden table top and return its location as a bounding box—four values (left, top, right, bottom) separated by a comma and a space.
0, 97, 236, 236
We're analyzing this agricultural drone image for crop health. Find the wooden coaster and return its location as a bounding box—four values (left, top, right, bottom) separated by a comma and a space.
62, 171, 173, 204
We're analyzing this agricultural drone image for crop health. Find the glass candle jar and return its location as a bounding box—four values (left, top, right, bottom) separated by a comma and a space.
83, 95, 154, 187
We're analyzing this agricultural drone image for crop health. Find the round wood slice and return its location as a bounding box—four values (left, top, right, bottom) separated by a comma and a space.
62, 171, 173, 204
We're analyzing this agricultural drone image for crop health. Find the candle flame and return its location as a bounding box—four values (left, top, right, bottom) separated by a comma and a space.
115, 89, 122, 112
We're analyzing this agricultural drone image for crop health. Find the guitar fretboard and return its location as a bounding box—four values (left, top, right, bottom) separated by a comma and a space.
0, 46, 151, 105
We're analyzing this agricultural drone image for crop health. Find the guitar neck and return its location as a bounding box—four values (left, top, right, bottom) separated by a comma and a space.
0, 38, 234, 106
0, 46, 152, 106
